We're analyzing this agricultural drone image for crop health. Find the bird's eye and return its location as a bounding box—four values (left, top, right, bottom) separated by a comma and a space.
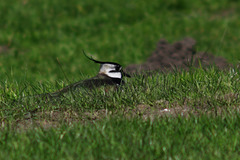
118, 66, 122, 71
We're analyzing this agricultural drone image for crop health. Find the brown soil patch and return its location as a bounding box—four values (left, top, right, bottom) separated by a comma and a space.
6, 95, 239, 131
9, 109, 111, 130
126, 100, 240, 120
126, 37, 231, 73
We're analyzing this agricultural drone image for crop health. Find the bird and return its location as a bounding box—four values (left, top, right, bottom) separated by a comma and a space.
36, 51, 131, 101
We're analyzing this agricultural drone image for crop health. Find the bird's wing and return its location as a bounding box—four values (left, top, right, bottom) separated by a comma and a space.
48, 74, 115, 98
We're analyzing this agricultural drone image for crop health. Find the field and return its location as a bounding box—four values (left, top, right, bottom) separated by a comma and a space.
0, 0, 240, 159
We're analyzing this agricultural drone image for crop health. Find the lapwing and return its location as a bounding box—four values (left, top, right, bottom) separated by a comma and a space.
38, 51, 131, 100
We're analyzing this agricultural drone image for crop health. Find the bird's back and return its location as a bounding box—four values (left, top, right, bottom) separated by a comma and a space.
48, 73, 120, 98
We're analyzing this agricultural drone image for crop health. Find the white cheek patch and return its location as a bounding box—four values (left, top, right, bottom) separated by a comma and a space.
107, 72, 122, 78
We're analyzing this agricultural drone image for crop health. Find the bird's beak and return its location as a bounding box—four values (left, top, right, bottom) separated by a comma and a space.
122, 71, 131, 78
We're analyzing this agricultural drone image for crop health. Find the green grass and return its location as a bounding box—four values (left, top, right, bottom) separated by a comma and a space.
1, 115, 240, 160
1, 0, 240, 159
1, 67, 240, 159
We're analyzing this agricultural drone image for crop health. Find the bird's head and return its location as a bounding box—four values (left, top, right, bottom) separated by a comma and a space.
83, 50, 131, 83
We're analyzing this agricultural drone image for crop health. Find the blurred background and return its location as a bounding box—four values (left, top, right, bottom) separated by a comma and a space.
0, 0, 239, 82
